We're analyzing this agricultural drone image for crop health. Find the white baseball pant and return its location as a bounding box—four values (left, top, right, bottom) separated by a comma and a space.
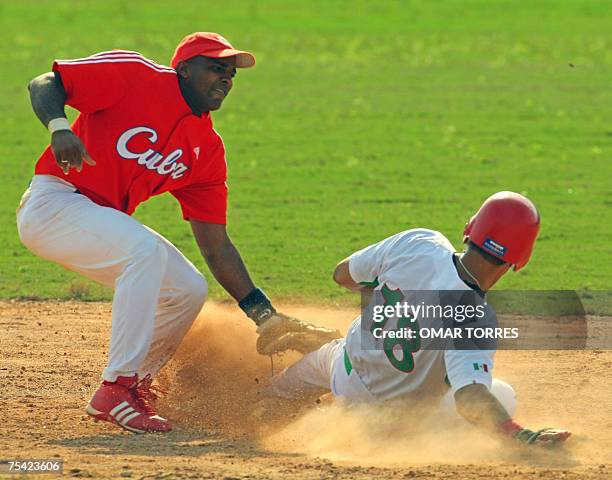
269, 338, 376, 403
16, 175, 207, 382
269, 338, 516, 416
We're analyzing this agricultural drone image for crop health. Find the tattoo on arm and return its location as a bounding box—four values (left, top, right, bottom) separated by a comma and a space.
28, 72, 67, 127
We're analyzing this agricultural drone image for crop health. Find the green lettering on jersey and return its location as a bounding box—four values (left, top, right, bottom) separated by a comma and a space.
372, 284, 421, 373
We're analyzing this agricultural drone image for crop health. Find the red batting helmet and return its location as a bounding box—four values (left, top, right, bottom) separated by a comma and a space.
463, 191, 540, 271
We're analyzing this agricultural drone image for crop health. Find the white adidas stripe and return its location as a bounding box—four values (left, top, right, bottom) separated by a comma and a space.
64, 49, 169, 64
56, 52, 175, 74
57, 58, 176, 74
58, 50, 149, 63
92, 51, 175, 72
109, 401, 143, 429
109, 401, 130, 417
121, 411, 142, 425
114, 407, 135, 423
92, 50, 141, 57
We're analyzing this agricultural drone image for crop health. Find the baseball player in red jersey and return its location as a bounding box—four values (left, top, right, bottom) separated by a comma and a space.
18, 32, 338, 434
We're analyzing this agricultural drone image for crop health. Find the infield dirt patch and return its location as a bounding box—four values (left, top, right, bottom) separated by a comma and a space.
1, 301, 610, 479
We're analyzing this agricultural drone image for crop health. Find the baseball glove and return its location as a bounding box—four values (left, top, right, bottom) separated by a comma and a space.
514, 427, 571, 446
256, 312, 342, 355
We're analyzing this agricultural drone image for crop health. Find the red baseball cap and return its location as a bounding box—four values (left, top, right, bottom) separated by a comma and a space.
171, 32, 255, 69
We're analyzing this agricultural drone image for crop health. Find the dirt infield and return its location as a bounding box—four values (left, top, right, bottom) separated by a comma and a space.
1, 301, 611, 479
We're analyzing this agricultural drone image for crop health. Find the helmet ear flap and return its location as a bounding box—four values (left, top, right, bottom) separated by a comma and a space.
463, 217, 474, 244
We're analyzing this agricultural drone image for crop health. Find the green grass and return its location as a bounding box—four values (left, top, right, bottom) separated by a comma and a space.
1, 0, 611, 306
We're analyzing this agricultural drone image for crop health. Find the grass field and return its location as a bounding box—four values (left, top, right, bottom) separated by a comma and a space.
1, 0, 611, 303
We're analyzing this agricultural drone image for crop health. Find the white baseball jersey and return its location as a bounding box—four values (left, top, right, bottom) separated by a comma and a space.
344, 228, 495, 402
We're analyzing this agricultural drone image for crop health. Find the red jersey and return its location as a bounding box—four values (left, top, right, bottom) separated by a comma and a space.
35, 50, 228, 224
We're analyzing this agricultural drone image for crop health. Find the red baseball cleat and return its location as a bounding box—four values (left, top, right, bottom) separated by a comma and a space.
85, 374, 172, 434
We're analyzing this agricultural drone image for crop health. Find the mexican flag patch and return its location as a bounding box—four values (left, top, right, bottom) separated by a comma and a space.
473, 362, 489, 372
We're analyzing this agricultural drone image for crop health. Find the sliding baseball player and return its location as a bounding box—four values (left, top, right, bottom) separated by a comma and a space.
262, 192, 571, 446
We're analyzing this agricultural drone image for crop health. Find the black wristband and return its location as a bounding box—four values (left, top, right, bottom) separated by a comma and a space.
239, 287, 276, 325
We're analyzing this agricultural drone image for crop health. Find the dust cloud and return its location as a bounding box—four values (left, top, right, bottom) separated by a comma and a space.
159, 303, 598, 468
